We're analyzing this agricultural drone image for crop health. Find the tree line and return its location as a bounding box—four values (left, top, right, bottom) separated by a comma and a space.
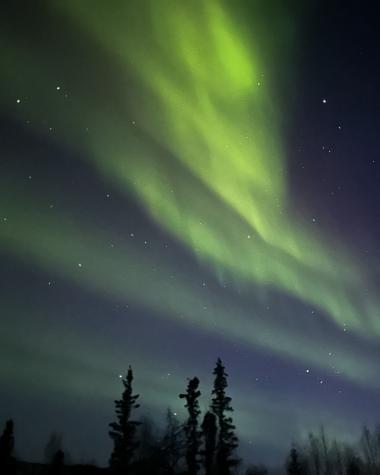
0, 358, 379, 475
109, 358, 238, 475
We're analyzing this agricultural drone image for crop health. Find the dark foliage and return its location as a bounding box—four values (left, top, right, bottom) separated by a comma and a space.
6, 361, 380, 475
347, 457, 361, 475
211, 358, 239, 475
46, 450, 65, 475
109, 366, 141, 473
286, 446, 307, 475
160, 409, 184, 475
201, 411, 217, 475
0, 418, 16, 474
179, 377, 202, 475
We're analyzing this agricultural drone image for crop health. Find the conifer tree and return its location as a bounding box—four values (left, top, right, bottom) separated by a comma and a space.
109, 366, 141, 473
0, 419, 15, 461
0, 419, 14, 458
201, 411, 217, 475
180, 377, 202, 475
287, 446, 305, 475
211, 358, 239, 475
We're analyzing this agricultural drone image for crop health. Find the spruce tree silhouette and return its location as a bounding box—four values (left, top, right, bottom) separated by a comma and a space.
201, 411, 217, 475
211, 358, 239, 475
109, 366, 141, 474
180, 377, 202, 475
286, 446, 305, 475
0, 419, 15, 474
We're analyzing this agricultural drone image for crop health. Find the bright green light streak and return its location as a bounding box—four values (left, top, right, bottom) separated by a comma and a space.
53, 0, 378, 336
0, 0, 379, 386
0, 189, 378, 390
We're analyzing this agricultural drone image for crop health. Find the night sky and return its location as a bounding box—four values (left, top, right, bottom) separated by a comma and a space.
1, 0, 380, 467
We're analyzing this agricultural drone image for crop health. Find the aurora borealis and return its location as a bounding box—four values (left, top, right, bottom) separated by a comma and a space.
1, 0, 380, 467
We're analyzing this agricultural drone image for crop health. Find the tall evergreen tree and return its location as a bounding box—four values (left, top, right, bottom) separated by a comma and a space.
201, 411, 217, 475
211, 358, 239, 475
180, 377, 202, 475
109, 366, 141, 473
0, 419, 15, 474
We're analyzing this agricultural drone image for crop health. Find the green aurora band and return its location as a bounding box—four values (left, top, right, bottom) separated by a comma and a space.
58, 0, 379, 335
1, 0, 379, 393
